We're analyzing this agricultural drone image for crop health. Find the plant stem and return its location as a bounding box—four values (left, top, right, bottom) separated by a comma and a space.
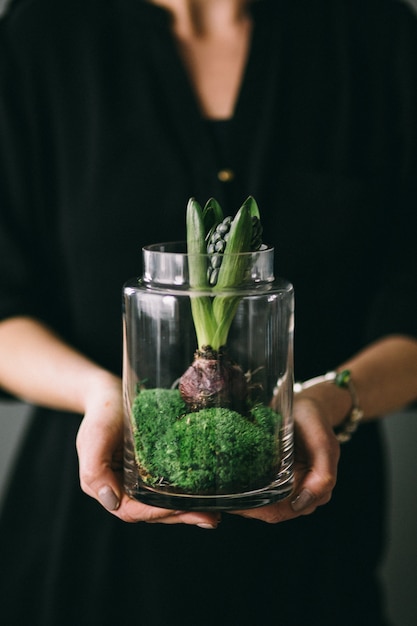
186, 196, 258, 351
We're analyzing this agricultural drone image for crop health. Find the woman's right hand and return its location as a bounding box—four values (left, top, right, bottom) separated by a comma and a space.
76, 373, 220, 529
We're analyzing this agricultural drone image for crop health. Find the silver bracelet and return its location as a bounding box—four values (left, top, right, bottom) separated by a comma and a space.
294, 369, 364, 443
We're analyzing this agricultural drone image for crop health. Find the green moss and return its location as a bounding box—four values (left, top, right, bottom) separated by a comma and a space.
131, 388, 187, 480
131, 388, 282, 494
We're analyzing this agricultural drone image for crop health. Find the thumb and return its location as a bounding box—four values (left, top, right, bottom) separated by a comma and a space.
76, 408, 124, 510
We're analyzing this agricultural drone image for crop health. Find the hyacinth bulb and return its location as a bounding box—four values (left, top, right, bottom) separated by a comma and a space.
178, 347, 248, 413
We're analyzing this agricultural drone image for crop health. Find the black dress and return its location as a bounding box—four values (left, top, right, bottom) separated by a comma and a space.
1, 1, 417, 624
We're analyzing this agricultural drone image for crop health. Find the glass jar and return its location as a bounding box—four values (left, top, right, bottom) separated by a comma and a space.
123, 242, 294, 511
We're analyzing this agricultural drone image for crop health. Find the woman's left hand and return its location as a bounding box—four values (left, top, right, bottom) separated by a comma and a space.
236, 335, 417, 523
233, 395, 340, 523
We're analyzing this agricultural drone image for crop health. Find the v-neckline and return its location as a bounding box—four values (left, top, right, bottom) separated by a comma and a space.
126, 1, 273, 127
170, 29, 255, 125
135, 0, 280, 207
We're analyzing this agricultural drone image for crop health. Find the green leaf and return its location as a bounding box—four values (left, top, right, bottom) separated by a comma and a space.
186, 198, 217, 348
211, 295, 242, 349
186, 196, 263, 351
214, 201, 253, 290
244, 195, 260, 219
190, 296, 217, 349
186, 197, 207, 288
202, 198, 224, 239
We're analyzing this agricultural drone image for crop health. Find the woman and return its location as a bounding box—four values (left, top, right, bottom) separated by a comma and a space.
1, 0, 417, 624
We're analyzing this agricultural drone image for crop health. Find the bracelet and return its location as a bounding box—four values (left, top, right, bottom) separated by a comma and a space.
294, 369, 364, 443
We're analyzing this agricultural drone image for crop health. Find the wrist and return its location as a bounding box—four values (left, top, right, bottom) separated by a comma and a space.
294, 379, 351, 429
294, 370, 364, 442
81, 369, 122, 414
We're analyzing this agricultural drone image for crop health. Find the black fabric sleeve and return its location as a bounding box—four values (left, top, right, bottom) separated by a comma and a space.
0, 15, 60, 326
364, 2, 417, 343
0, 22, 37, 320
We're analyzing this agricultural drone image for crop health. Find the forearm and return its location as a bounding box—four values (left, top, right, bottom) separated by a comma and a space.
0, 316, 119, 413
297, 334, 417, 428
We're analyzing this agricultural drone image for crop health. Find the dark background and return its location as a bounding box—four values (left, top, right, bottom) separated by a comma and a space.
0, 1, 416, 623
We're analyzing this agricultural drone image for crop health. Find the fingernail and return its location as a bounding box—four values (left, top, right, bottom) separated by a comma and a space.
291, 489, 315, 512
98, 486, 120, 511
197, 523, 217, 530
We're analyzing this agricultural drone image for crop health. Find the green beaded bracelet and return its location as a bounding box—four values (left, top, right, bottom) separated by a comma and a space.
294, 369, 364, 443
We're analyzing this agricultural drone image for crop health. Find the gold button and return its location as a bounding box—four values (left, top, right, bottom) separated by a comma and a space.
217, 168, 235, 182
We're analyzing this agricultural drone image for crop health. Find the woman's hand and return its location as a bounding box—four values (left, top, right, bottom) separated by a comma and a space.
232, 394, 340, 523
237, 335, 417, 523
76, 374, 220, 529
76, 376, 339, 527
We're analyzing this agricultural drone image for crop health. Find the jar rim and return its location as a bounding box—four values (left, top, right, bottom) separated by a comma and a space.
141, 241, 276, 289
143, 241, 273, 256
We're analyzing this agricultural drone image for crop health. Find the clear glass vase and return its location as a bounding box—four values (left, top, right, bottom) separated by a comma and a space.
123, 242, 294, 511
